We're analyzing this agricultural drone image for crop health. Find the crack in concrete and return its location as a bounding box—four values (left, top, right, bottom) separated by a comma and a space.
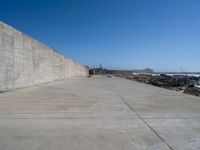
115, 92, 174, 150
106, 79, 174, 150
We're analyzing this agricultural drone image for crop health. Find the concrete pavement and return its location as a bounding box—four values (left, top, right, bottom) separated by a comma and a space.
0, 76, 200, 150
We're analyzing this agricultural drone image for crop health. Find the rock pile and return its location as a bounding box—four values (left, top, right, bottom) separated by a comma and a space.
127, 74, 200, 96
184, 86, 200, 96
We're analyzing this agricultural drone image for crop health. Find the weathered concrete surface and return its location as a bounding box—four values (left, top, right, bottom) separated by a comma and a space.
0, 76, 200, 150
0, 21, 88, 91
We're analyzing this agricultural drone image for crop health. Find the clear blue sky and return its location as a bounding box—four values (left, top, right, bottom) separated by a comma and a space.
1, 0, 200, 72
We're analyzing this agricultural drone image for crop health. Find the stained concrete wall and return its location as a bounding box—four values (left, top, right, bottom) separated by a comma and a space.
0, 21, 88, 91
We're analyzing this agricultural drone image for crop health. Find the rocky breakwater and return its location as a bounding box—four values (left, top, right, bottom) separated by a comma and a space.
127, 74, 200, 96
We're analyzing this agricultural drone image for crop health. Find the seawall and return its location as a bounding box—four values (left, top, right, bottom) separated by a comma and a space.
0, 21, 88, 91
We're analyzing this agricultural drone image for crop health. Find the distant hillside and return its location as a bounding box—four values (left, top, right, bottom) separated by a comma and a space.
133, 68, 154, 73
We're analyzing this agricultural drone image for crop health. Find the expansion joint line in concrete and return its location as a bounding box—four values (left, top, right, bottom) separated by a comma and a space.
109, 86, 174, 150
116, 93, 174, 150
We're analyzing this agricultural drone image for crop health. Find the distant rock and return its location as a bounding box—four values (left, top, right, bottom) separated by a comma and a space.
133, 68, 154, 74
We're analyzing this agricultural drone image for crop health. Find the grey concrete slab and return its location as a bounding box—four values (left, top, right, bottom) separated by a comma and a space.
107, 77, 200, 119
0, 76, 200, 149
0, 119, 170, 150
0, 78, 137, 119
146, 119, 200, 150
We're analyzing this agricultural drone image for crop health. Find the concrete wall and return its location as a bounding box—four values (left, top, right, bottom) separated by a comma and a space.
0, 21, 88, 91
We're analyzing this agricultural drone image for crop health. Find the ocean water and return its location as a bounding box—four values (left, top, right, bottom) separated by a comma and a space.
195, 85, 200, 88
149, 73, 200, 77
166, 74, 200, 77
